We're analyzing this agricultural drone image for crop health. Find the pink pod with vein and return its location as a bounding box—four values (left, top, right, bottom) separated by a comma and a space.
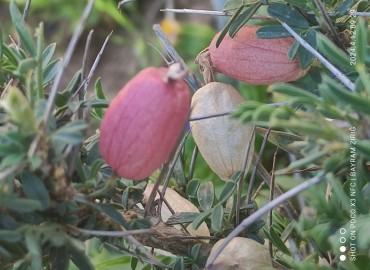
209, 25, 308, 85
99, 67, 191, 180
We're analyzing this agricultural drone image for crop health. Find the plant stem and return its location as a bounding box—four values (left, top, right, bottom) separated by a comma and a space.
73, 227, 154, 237
42, 0, 95, 130
206, 172, 325, 267
235, 126, 256, 225
161, 8, 272, 20
246, 128, 271, 205
36, 23, 44, 100
279, 21, 355, 92
152, 24, 203, 91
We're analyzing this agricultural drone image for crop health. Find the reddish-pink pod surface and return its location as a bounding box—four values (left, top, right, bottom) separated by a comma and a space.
209, 25, 308, 85
99, 67, 190, 180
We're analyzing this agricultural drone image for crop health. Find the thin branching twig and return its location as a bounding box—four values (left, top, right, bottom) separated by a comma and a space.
161, 131, 191, 196
73, 227, 154, 237
187, 146, 199, 181
313, 0, 345, 51
279, 21, 355, 92
353, 12, 370, 16
268, 148, 278, 257
80, 29, 94, 118
161, 8, 233, 16
42, 0, 95, 129
206, 172, 325, 268
246, 128, 272, 205
71, 31, 113, 101
67, 28, 112, 178
256, 160, 298, 220
189, 101, 292, 121
161, 8, 272, 20
235, 126, 256, 225
83, 31, 113, 96
144, 25, 200, 218
22, 0, 32, 21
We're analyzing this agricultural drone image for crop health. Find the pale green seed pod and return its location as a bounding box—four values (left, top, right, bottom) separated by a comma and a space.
190, 82, 255, 181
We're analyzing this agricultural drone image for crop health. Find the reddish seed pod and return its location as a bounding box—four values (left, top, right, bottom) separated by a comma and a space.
208, 25, 308, 85
99, 66, 191, 180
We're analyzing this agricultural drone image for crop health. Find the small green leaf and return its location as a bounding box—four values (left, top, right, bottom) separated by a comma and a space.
20, 172, 50, 210
25, 231, 42, 270
229, 2, 262, 38
4, 198, 42, 213
356, 140, 370, 159
56, 71, 81, 107
0, 230, 22, 243
51, 120, 87, 145
2, 44, 19, 65
17, 58, 37, 74
91, 78, 107, 119
0, 215, 18, 229
268, 226, 291, 255
219, 180, 237, 204
94, 77, 106, 99
335, 0, 355, 17
2, 87, 36, 133
88, 158, 105, 179
43, 58, 61, 85
216, 4, 244, 47
173, 157, 187, 186
299, 28, 316, 69
50, 246, 69, 270
288, 40, 300, 60
317, 33, 355, 74
121, 188, 129, 209
187, 179, 200, 197
173, 257, 185, 270
68, 99, 109, 113
0, 153, 25, 169
211, 204, 224, 232
65, 70, 82, 95
42, 43, 56, 68
55, 90, 71, 108
96, 203, 126, 225
36, 22, 45, 98
271, 83, 320, 101
256, 25, 294, 39
68, 238, 94, 270
95, 256, 131, 268
10, 0, 36, 56
197, 182, 214, 211
267, 3, 309, 29
356, 18, 367, 65
256, 127, 304, 157
166, 212, 200, 226
321, 74, 370, 115
130, 256, 138, 270
357, 0, 370, 12
0, 27, 3, 68
191, 243, 202, 260
192, 209, 211, 230
126, 218, 151, 230
223, 0, 244, 11
287, 150, 328, 171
